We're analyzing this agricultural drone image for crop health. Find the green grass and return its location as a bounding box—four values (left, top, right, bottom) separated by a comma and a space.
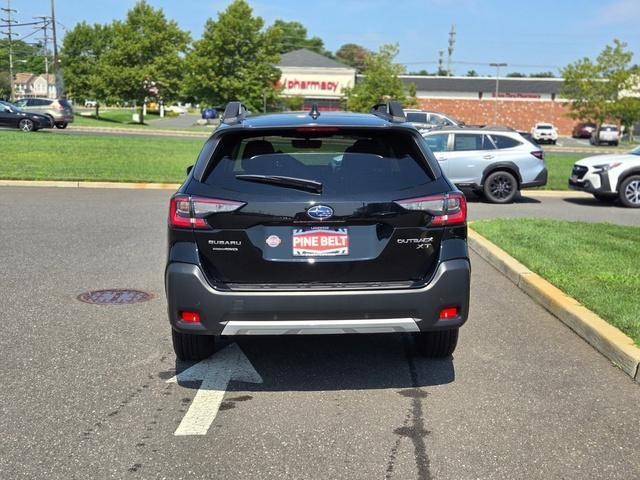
541, 153, 582, 190
73, 109, 149, 128
472, 218, 640, 345
0, 130, 201, 182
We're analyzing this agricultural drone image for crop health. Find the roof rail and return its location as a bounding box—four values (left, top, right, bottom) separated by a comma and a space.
221, 101, 249, 125
369, 101, 406, 123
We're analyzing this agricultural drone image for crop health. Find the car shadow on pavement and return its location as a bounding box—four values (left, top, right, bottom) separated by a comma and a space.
563, 197, 619, 208
172, 333, 455, 391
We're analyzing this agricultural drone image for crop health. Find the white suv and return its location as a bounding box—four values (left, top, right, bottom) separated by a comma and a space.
568, 146, 640, 207
531, 123, 558, 144
590, 124, 620, 146
422, 127, 547, 203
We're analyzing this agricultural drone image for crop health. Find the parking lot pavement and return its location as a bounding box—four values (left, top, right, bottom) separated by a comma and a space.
1, 186, 638, 480
467, 190, 640, 227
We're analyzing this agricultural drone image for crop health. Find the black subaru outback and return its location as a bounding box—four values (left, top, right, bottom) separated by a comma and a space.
166, 102, 470, 360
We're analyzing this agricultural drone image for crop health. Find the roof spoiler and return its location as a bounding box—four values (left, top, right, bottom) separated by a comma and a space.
369, 101, 406, 123
221, 101, 249, 125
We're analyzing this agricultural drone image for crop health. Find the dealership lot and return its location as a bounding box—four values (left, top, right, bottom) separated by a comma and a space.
0, 187, 638, 480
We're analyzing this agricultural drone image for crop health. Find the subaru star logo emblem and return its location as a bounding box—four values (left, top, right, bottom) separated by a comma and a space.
307, 205, 334, 220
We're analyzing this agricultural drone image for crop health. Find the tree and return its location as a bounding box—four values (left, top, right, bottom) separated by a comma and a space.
335, 43, 369, 71
466, 70, 478, 77
344, 44, 408, 112
267, 20, 328, 56
612, 96, 640, 141
0, 39, 46, 74
562, 39, 639, 127
0, 71, 10, 99
101, 1, 190, 123
61, 22, 112, 116
183, 0, 281, 111
506, 72, 526, 78
529, 71, 555, 78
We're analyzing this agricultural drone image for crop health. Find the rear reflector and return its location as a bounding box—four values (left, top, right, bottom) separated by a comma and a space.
169, 195, 245, 229
394, 193, 467, 226
439, 307, 458, 319
180, 311, 201, 323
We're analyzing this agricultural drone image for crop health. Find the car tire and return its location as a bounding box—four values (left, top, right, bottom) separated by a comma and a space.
416, 329, 459, 357
483, 170, 518, 204
56, 123, 68, 129
18, 119, 35, 132
171, 329, 216, 361
619, 175, 640, 208
612, 141, 619, 147
551, 140, 557, 145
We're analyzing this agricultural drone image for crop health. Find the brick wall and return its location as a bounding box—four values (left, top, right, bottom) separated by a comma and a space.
417, 98, 577, 135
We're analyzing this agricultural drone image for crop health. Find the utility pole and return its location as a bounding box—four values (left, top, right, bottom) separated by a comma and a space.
1, 0, 17, 100
447, 24, 456, 76
438, 50, 444, 76
50, 0, 62, 97
34, 16, 50, 96
489, 62, 507, 124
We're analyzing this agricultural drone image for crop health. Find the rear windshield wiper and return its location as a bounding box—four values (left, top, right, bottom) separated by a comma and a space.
235, 174, 323, 194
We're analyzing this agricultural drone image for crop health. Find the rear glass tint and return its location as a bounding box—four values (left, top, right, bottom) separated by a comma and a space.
406, 112, 427, 123
204, 130, 433, 195
424, 133, 448, 152
453, 133, 493, 151
490, 135, 521, 149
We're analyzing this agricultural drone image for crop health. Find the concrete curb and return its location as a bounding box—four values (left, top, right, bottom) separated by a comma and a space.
0, 180, 180, 190
468, 228, 640, 382
67, 125, 210, 138
525, 190, 591, 198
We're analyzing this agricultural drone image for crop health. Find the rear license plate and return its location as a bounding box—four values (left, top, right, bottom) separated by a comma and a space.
292, 228, 349, 256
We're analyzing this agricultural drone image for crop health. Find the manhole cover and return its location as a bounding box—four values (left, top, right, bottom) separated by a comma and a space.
77, 289, 153, 305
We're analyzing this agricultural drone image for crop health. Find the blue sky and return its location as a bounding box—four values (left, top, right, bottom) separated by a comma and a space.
11, 0, 640, 75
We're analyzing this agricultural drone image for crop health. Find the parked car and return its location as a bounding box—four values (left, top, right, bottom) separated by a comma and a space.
517, 130, 538, 145
0, 100, 53, 132
166, 104, 188, 114
572, 122, 597, 139
166, 101, 470, 360
590, 124, 620, 146
14, 97, 74, 129
404, 109, 463, 131
84, 99, 97, 108
531, 122, 558, 144
568, 146, 640, 207
422, 126, 547, 203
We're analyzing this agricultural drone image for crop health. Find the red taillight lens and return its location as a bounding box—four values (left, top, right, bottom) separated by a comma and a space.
439, 307, 458, 319
394, 193, 466, 226
169, 195, 244, 229
180, 311, 201, 323
531, 150, 544, 160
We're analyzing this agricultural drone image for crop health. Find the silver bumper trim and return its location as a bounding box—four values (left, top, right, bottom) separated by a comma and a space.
221, 318, 420, 335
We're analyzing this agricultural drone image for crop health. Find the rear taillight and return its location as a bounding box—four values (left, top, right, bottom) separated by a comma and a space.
394, 192, 466, 225
531, 150, 544, 160
169, 195, 244, 229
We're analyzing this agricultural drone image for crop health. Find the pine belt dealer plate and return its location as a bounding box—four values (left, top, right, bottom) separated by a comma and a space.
292, 228, 349, 256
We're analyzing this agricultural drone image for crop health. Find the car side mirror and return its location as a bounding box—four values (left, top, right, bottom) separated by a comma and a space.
3, 106, 11, 113
186, 165, 193, 175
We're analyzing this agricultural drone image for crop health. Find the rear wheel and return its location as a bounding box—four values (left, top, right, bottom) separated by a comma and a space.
416, 329, 459, 357
55, 122, 68, 129
171, 329, 216, 361
619, 175, 640, 208
18, 119, 34, 132
483, 170, 518, 204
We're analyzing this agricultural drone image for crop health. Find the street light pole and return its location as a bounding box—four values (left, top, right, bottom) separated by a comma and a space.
489, 62, 507, 124
1, 0, 17, 100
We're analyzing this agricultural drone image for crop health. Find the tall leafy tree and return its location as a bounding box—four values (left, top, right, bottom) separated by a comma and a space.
562, 39, 639, 127
184, 0, 281, 111
268, 20, 327, 55
344, 44, 409, 112
61, 22, 112, 116
0, 39, 45, 74
101, 1, 190, 123
335, 43, 369, 71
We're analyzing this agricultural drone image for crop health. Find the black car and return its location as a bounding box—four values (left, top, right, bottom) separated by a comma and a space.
0, 100, 53, 131
166, 101, 471, 360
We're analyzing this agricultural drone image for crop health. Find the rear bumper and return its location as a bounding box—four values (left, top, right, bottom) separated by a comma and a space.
166, 258, 470, 335
521, 167, 548, 188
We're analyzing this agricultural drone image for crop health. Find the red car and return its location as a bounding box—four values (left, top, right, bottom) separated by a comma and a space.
572, 122, 597, 138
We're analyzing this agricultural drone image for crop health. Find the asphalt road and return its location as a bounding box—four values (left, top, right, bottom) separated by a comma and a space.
0, 187, 638, 480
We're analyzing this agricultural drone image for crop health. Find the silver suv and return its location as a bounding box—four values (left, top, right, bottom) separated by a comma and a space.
405, 109, 462, 131
422, 127, 548, 203
14, 97, 74, 129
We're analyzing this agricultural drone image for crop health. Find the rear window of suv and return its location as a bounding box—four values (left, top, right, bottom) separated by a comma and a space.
490, 135, 521, 149
203, 129, 434, 195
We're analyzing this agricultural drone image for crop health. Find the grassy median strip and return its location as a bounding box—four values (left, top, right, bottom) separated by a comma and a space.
0, 130, 202, 183
540, 153, 582, 190
472, 218, 640, 345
